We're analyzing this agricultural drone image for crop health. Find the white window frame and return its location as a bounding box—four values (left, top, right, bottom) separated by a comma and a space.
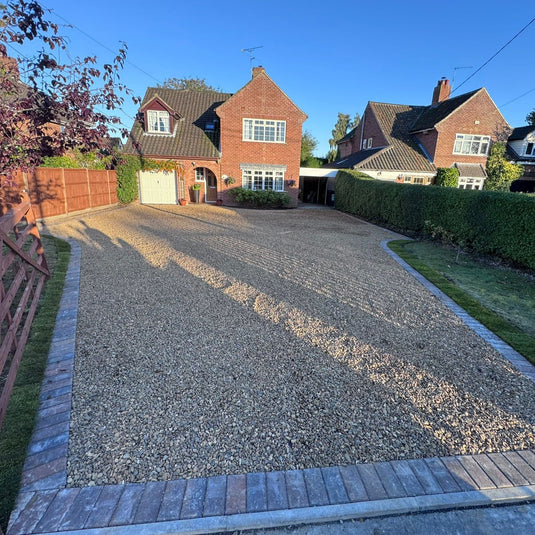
242, 168, 285, 191
147, 110, 170, 134
368, 138, 373, 148
525, 142, 534, 156
458, 177, 484, 190
362, 139, 367, 149
453, 134, 490, 156
243, 118, 286, 143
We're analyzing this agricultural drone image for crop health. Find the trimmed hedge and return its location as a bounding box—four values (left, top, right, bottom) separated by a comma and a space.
335, 170, 535, 269
116, 154, 141, 204
229, 187, 291, 208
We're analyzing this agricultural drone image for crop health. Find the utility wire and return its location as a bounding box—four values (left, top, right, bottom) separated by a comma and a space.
41, 3, 163, 86
452, 16, 535, 94
499, 86, 535, 109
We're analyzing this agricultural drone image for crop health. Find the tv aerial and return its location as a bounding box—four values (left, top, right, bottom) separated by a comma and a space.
451, 66, 473, 88
241, 46, 264, 73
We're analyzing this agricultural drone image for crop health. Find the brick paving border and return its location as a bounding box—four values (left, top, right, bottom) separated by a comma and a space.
7, 236, 535, 534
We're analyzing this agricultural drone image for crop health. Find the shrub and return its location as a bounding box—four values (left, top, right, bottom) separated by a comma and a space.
115, 154, 142, 204
229, 187, 291, 208
434, 167, 459, 187
335, 170, 535, 269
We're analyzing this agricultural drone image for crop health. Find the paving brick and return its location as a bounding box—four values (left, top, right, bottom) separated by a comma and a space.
246, 472, 268, 513
266, 471, 289, 510
27, 431, 69, 456
285, 470, 309, 508
203, 475, 227, 517
157, 479, 186, 522
374, 462, 407, 498
34, 408, 70, 430
58, 486, 102, 530
517, 450, 535, 471
39, 392, 71, 410
180, 478, 207, 519
23, 444, 68, 471
7, 490, 57, 535
303, 467, 329, 506
502, 451, 535, 484
441, 456, 478, 491
356, 463, 388, 500
339, 465, 368, 502
20, 455, 66, 488
109, 483, 145, 526
34, 487, 80, 532
473, 454, 513, 488
133, 480, 166, 524
486, 453, 529, 486
40, 377, 72, 394
226, 474, 246, 515
321, 466, 349, 504
408, 459, 443, 494
457, 455, 496, 490
20, 470, 66, 493
30, 420, 70, 443
390, 460, 425, 496
35, 400, 71, 420
7, 491, 34, 533
424, 458, 462, 493
39, 384, 71, 402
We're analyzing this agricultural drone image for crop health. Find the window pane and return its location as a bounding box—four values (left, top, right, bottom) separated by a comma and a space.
243, 120, 253, 140
253, 170, 263, 190
274, 172, 284, 190
480, 142, 489, 154
242, 170, 252, 189
254, 122, 264, 141
454, 140, 462, 153
264, 171, 274, 190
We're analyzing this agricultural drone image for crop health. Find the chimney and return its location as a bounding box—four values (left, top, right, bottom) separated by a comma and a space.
252, 66, 265, 78
0, 45, 20, 78
432, 78, 450, 105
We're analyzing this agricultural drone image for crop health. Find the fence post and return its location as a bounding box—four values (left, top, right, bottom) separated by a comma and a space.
86, 169, 92, 209
61, 167, 68, 215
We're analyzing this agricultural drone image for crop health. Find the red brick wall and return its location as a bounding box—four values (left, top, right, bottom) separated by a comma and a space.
216, 69, 306, 206
360, 104, 388, 150
424, 90, 510, 169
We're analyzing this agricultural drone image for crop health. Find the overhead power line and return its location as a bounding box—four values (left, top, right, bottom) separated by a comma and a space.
41, 3, 163, 86
452, 16, 535, 94
499, 86, 535, 109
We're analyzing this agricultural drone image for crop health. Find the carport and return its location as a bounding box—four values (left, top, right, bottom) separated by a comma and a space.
299, 167, 337, 205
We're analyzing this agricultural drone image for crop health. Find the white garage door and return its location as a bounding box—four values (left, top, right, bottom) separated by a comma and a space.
139, 170, 177, 204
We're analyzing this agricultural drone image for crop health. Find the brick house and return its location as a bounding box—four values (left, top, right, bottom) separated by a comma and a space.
330, 79, 511, 190
507, 126, 535, 192
124, 67, 306, 206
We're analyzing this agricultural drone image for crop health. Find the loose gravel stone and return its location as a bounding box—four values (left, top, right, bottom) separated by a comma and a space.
48, 204, 535, 486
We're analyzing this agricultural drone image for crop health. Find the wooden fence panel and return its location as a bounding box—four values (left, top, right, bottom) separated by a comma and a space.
63, 169, 91, 213
88, 170, 110, 207
0, 193, 49, 429
26, 168, 66, 219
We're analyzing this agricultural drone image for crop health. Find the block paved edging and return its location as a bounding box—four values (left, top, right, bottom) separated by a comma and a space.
381, 240, 535, 383
7, 237, 535, 534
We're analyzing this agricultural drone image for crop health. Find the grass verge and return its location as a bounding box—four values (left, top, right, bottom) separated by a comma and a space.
0, 236, 71, 532
388, 239, 535, 365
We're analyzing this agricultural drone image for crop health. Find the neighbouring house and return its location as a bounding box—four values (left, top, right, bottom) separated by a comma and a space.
124, 67, 307, 206
328, 79, 511, 190
508, 126, 535, 192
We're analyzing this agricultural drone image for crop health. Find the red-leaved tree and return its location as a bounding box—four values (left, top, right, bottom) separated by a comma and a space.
0, 0, 139, 202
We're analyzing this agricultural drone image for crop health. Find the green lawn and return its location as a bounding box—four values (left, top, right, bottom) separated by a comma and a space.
388, 239, 535, 364
0, 236, 70, 532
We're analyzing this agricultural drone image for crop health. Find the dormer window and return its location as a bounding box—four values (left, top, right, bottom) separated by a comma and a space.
147, 110, 170, 133
526, 142, 534, 156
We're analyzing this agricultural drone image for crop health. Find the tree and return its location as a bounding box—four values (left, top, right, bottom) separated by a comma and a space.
434, 168, 459, 187
0, 1, 139, 187
526, 109, 535, 126
485, 142, 524, 191
326, 113, 350, 162
158, 77, 220, 92
349, 113, 361, 131
300, 130, 321, 167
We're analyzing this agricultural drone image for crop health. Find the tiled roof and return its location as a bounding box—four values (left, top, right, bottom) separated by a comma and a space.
338, 126, 358, 144
123, 88, 232, 159
453, 162, 487, 178
410, 89, 480, 132
330, 102, 435, 173
509, 125, 535, 141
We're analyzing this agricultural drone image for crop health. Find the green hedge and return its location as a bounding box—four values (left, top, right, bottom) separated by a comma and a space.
116, 154, 141, 204
229, 187, 291, 208
335, 170, 535, 269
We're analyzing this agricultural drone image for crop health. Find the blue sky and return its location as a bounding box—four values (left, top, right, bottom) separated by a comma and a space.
9, 1, 535, 156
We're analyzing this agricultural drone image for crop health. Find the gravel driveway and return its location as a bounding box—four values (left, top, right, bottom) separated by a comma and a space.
46, 204, 535, 487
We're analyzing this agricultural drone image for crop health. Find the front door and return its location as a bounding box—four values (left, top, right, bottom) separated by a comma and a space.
206, 170, 217, 202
